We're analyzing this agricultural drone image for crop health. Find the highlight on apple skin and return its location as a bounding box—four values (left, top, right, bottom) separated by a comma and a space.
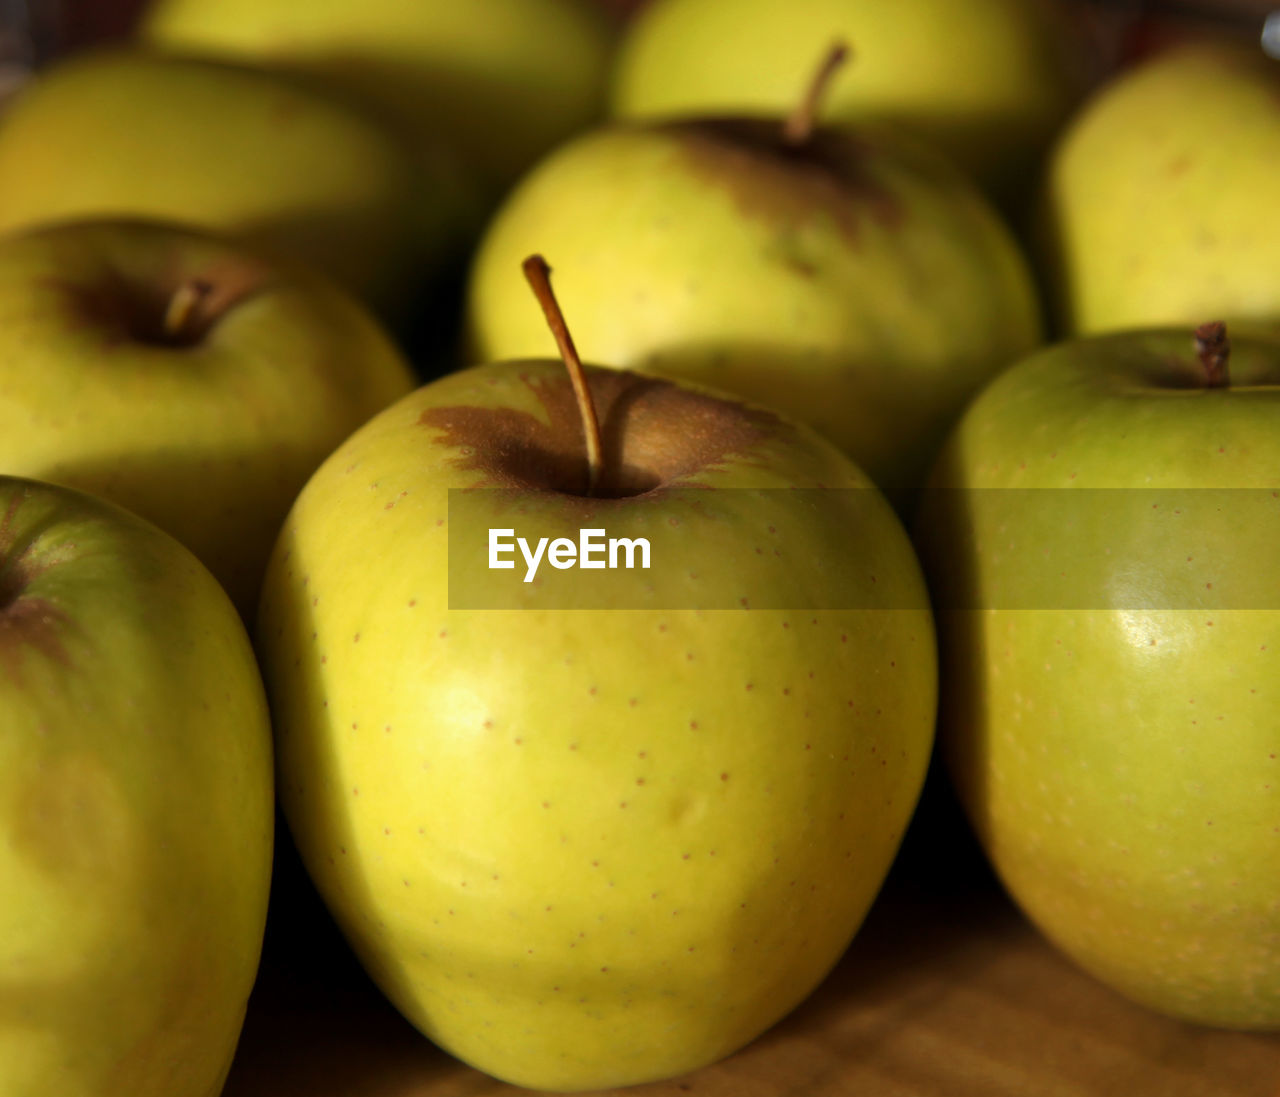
915, 322, 1280, 1030
256, 279, 939, 1087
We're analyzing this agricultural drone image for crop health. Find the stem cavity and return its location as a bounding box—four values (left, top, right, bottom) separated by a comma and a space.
1194, 321, 1230, 388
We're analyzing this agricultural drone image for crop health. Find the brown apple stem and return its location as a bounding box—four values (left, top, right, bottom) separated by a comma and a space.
1194, 321, 1230, 388
163, 278, 213, 341
783, 41, 851, 146
521, 255, 605, 496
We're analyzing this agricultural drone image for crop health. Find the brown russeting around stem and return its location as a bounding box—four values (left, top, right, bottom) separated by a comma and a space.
521, 254, 605, 496
1193, 320, 1230, 388
783, 41, 851, 146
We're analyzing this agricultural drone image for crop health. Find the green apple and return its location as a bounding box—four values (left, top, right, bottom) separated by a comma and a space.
466, 63, 1043, 505
0, 47, 466, 316
256, 261, 937, 1089
914, 322, 1280, 1027
0, 217, 416, 614
0, 474, 274, 1096
1037, 41, 1280, 337
609, 0, 1091, 206
140, 0, 616, 201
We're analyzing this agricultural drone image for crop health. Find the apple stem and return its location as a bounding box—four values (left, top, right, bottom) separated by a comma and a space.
783, 41, 851, 146
1194, 321, 1230, 388
163, 278, 213, 341
521, 255, 605, 496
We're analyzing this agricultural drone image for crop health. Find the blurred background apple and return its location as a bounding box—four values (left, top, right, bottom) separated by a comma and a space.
0, 47, 467, 324
138, 0, 617, 206
0, 217, 416, 613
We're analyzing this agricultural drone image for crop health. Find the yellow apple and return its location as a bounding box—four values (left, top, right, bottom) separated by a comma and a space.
916, 323, 1280, 1027
0, 47, 465, 316
1037, 41, 1280, 336
466, 107, 1042, 505
1, 475, 274, 1096
257, 326, 937, 1087
140, 0, 615, 200
0, 218, 416, 613
610, 0, 1091, 206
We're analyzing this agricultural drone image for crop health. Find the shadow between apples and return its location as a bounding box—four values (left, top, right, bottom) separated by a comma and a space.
888, 469, 999, 900
243, 552, 456, 1091
241, 47, 613, 202
1023, 165, 1077, 342
850, 105, 1076, 225
230, 206, 472, 361
682, 877, 1015, 1097
905, 470, 1002, 899
26, 435, 346, 621
219, 814, 466, 1097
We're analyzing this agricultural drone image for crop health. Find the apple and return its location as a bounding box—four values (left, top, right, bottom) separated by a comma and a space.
608, 0, 1092, 207
0, 474, 274, 1096
0, 47, 468, 318
466, 47, 1043, 506
139, 0, 616, 202
256, 256, 937, 1089
1036, 40, 1280, 337
914, 321, 1280, 1027
0, 217, 416, 614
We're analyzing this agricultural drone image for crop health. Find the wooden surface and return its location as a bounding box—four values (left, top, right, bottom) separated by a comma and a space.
222, 799, 1280, 1097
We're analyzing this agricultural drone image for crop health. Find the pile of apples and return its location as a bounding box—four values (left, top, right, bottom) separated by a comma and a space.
1, 0, 1277, 1093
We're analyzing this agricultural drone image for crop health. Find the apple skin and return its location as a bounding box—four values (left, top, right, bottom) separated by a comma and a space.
0, 47, 465, 316
0, 475, 274, 1096
1037, 42, 1280, 337
609, 0, 1091, 205
914, 328, 1280, 1027
0, 218, 416, 614
466, 119, 1043, 505
256, 358, 937, 1089
139, 0, 615, 201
